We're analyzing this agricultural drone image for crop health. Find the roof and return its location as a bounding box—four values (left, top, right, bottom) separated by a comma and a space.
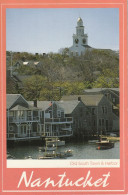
61, 94, 104, 106
10, 104, 39, 111
34, 62, 40, 65
57, 100, 80, 114
84, 88, 119, 93
82, 45, 92, 48
28, 101, 53, 111
23, 62, 29, 65
110, 88, 119, 92
80, 94, 104, 106
6, 94, 21, 109
29, 100, 80, 113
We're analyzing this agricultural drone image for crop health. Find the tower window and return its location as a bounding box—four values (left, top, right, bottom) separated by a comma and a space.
83, 38, 86, 44
75, 38, 79, 44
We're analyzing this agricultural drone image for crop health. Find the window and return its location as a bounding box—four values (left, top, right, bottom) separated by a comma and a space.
57, 110, 61, 117
18, 110, 24, 117
61, 111, 64, 117
106, 120, 108, 130
80, 107, 83, 117
105, 107, 107, 113
20, 125, 27, 135
86, 110, 89, 115
102, 106, 107, 114
46, 125, 50, 132
99, 119, 101, 126
9, 126, 13, 131
92, 108, 95, 115
113, 98, 115, 103
9, 111, 14, 117
28, 111, 32, 116
102, 119, 104, 126
45, 113, 50, 118
48, 110, 52, 118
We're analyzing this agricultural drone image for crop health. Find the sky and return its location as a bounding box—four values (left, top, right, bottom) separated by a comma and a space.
6, 8, 119, 54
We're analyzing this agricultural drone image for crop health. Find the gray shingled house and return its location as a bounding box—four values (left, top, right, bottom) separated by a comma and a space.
61, 94, 119, 135
84, 88, 119, 106
28, 101, 73, 138
84, 88, 119, 117
57, 100, 92, 140
7, 94, 42, 141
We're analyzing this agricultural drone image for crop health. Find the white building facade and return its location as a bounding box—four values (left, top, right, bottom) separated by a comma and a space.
69, 17, 92, 56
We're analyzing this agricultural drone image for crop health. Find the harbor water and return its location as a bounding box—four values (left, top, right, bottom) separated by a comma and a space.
7, 141, 120, 159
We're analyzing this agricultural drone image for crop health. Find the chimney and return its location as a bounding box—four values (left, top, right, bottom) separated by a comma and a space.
34, 100, 37, 107
78, 96, 81, 101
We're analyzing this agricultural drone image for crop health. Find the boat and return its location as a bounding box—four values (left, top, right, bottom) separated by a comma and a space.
46, 137, 65, 147
96, 137, 114, 150
64, 149, 73, 157
24, 156, 33, 159
88, 140, 98, 143
39, 145, 57, 152
39, 137, 73, 159
7, 153, 15, 159
39, 150, 73, 159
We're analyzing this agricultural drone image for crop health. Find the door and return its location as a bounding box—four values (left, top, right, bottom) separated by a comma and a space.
20, 125, 28, 137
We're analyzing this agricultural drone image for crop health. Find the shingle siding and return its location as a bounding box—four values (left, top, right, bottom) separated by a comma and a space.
71, 101, 92, 138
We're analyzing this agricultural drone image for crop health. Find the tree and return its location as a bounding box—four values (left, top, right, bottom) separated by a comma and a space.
22, 75, 47, 100
92, 69, 119, 88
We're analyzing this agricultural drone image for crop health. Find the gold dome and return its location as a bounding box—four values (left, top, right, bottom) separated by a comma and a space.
77, 17, 83, 26
77, 17, 83, 22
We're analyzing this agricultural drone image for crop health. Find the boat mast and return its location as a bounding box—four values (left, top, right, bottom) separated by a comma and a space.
96, 101, 99, 136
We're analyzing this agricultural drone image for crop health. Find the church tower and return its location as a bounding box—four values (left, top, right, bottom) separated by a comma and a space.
69, 17, 91, 56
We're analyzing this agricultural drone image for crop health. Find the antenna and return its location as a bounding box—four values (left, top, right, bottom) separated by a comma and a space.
78, 10, 80, 18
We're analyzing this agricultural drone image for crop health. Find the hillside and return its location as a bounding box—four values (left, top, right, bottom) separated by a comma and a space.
6, 49, 119, 101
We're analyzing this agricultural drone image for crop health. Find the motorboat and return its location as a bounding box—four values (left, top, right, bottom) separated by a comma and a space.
39, 149, 73, 159
88, 140, 98, 143
7, 153, 15, 159
39, 145, 57, 152
24, 156, 33, 159
96, 137, 114, 150
39, 138, 73, 159
45, 137, 65, 147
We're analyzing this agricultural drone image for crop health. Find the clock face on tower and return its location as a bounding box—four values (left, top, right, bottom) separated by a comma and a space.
75, 38, 79, 44
83, 38, 86, 44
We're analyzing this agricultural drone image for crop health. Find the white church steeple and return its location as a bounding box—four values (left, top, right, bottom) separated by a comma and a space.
69, 17, 91, 56
76, 17, 84, 36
